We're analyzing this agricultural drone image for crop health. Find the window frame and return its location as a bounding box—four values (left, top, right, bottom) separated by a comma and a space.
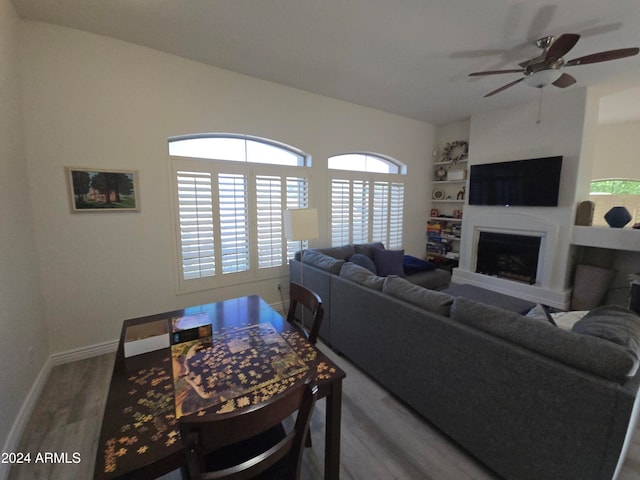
169, 134, 311, 294
328, 152, 406, 249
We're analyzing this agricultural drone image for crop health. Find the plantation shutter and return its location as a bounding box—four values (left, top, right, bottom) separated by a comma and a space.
331, 179, 351, 246
372, 181, 389, 244
388, 182, 404, 248
218, 173, 250, 274
177, 171, 215, 280
352, 180, 369, 244
256, 175, 283, 269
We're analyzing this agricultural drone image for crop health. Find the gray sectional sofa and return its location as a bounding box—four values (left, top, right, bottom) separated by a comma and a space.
289, 243, 640, 480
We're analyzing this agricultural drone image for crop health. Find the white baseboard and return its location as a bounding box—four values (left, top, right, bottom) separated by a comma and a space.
0, 339, 119, 480
0, 356, 53, 480
50, 338, 118, 366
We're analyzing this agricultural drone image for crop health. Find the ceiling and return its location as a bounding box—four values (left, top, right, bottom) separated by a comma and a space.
10, 0, 640, 125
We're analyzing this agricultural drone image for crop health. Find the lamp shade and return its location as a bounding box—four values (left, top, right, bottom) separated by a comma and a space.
283, 208, 319, 241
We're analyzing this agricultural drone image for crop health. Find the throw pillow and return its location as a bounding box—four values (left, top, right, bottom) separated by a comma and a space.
525, 304, 557, 326
353, 242, 386, 257
372, 248, 405, 276
302, 249, 345, 274
339, 262, 385, 291
348, 253, 377, 274
403, 255, 437, 275
572, 305, 640, 375
550, 310, 589, 331
382, 275, 453, 316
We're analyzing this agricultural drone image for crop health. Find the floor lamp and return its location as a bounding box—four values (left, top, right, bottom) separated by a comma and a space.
283, 207, 319, 286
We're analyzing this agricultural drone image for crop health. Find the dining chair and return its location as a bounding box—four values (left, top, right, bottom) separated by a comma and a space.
286, 282, 324, 345
179, 380, 318, 480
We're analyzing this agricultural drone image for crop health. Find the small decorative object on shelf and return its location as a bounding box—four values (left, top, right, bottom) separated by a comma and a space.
430, 208, 439, 217
435, 166, 447, 181
441, 140, 469, 164
447, 168, 466, 181
453, 209, 463, 219
457, 186, 465, 200
604, 206, 632, 228
433, 189, 445, 200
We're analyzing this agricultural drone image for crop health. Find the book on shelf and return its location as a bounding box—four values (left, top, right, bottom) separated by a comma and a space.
124, 319, 170, 358
171, 313, 213, 344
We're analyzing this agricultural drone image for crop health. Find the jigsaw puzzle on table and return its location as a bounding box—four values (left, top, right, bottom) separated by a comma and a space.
172, 322, 310, 417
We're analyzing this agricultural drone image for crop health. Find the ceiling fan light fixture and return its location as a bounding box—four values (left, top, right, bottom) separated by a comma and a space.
523, 69, 563, 88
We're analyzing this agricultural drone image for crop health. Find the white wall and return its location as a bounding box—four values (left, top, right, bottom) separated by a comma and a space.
593, 120, 640, 180
0, 0, 48, 451
453, 87, 597, 307
19, 21, 435, 354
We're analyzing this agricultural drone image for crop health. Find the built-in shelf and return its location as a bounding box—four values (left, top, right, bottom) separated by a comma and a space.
571, 226, 640, 251
429, 216, 462, 222
433, 160, 468, 166
433, 180, 466, 185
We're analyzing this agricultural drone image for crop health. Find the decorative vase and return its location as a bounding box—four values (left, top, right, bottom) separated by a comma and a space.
604, 206, 632, 228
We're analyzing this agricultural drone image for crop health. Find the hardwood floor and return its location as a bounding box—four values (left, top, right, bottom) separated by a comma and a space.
8, 342, 640, 480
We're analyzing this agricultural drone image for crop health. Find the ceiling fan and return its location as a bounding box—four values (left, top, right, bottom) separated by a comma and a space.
469, 34, 639, 97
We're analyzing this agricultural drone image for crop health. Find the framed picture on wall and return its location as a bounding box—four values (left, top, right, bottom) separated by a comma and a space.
66, 167, 140, 212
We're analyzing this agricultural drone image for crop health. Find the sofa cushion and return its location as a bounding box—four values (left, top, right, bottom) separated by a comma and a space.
402, 255, 437, 275
383, 276, 453, 316
302, 249, 345, 274
572, 305, 640, 375
451, 297, 638, 382
348, 253, 377, 274
372, 248, 405, 276
404, 268, 452, 290
317, 245, 356, 260
353, 242, 385, 258
339, 262, 386, 290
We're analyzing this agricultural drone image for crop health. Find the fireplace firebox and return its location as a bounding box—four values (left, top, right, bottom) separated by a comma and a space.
476, 232, 541, 284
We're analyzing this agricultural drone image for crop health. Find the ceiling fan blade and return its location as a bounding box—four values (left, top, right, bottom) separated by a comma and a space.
552, 73, 577, 88
545, 33, 580, 60
566, 47, 640, 66
484, 78, 525, 97
469, 69, 523, 77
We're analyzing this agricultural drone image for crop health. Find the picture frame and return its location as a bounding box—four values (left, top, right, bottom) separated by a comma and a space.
66, 167, 140, 212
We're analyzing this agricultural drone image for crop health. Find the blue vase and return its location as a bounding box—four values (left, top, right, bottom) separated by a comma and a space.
604, 206, 632, 228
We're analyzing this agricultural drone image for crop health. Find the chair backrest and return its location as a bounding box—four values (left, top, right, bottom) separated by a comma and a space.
286, 282, 324, 344
179, 380, 318, 480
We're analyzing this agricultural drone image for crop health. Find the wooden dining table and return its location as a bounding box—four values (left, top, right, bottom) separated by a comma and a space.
94, 295, 345, 479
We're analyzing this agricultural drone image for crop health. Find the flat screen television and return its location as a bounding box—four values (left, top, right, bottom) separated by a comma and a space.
468, 156, 563, 206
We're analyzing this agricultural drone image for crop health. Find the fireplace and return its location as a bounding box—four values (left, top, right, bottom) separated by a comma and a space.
476, 232, 541, 284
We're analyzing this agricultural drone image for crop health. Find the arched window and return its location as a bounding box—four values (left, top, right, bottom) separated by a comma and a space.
589, 179, 640, 226
169, 134, 309, 166
169, 134, 311, 292
328, 152, 406, 248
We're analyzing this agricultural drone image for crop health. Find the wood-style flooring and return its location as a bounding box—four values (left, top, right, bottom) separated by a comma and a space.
8, 342, 640, 480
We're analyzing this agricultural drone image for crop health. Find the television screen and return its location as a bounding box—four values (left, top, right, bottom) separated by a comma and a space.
468, 156, 563, 206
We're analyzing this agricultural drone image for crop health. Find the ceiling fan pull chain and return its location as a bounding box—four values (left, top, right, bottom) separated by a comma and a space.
536, 88, 543, 124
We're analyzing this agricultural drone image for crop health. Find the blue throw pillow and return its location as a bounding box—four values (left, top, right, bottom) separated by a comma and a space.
348, 253, 377, 274
372, 248, 405, 276
402, 255, 437, 275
